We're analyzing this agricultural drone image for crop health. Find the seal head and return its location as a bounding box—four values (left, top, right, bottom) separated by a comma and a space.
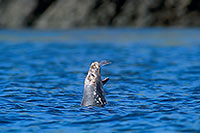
81, 61, 110, 107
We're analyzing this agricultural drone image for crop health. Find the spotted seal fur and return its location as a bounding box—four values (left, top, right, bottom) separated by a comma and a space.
81, 61, 111, 107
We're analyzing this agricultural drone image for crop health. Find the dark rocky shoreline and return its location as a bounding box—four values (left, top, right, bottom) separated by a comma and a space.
0, 0, 199, 29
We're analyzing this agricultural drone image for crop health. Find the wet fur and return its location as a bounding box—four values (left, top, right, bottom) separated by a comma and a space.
81, 62, 108, 107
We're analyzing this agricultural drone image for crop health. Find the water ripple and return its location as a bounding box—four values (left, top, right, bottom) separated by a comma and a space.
0, 30, 200, 132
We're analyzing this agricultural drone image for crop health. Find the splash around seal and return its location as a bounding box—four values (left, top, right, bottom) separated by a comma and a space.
81, 61, 111, 107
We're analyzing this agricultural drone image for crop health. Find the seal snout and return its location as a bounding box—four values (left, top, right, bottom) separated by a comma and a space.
89, 62, 100, 75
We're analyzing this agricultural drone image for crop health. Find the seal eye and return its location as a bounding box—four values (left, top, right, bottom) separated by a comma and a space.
91, 73, 95, 77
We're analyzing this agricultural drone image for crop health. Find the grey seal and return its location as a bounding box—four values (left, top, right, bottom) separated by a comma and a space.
81, 61, 111, 107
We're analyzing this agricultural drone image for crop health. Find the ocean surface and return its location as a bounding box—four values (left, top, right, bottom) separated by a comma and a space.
0, 28, 200, 132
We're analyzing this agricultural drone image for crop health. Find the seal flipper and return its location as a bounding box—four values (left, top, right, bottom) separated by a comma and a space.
102, 77, 109, 85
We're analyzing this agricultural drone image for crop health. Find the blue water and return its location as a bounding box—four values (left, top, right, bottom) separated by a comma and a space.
0, 28, 200, 132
